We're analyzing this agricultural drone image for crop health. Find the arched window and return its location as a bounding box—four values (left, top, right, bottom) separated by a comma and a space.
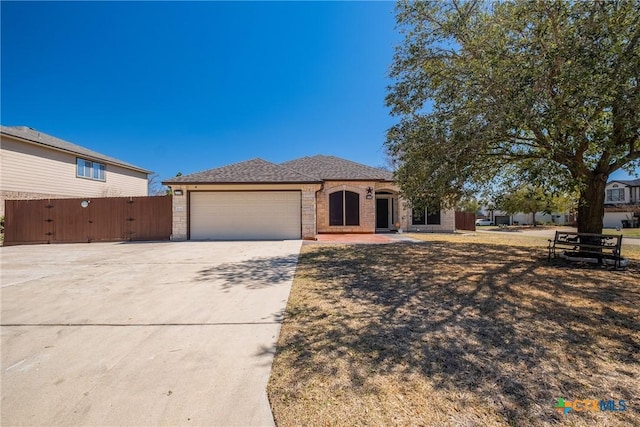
329, 191, 360, 226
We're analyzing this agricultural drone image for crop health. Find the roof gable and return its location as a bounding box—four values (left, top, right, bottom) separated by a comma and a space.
1, 125, 150, 173
608, 178, 640, 187
280, 155, 393, 181
164, 158, 320, 184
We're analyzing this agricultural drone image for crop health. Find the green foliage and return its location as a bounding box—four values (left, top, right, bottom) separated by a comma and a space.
496, 186, 576, 214
168, 172, 183, 195
386, 0, 640, 231
499, 187, 548, 217
457, 197, 481, 214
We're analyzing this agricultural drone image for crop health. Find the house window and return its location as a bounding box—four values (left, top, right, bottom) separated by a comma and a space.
77, 159, 92, 178
77, 158, 106, 181
606, 188, 625, 202
329, 191, 359, 226
412, 204, 441, 225
93, 163, 106, 180
412, 208, 426, 225
427, 205, 441, 225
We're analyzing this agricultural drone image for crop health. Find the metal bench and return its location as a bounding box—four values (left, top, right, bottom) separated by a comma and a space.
548, 231, 624, 269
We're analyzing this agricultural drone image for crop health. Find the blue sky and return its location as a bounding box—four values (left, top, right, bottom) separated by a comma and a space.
1, 1, 400, 181
1, 1, 636, 183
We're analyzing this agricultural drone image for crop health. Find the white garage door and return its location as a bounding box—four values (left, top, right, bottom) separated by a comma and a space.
190, 191, 301, 240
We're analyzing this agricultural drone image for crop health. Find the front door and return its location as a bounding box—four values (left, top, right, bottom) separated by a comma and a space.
376, 198, 389, 229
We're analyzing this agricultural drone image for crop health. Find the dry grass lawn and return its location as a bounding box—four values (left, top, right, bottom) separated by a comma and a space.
268, 233, 639, 426
606, 227, 640, 238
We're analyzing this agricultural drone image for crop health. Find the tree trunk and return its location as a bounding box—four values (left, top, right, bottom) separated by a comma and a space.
577, 173, 608, 234
531, 211, 537, 227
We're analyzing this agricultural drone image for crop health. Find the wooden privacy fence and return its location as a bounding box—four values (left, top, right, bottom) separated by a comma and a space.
455, 211, 476, 231
3, 196, 172, 246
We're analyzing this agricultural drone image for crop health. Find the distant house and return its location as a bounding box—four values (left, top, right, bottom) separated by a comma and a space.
480, 179, 640, 228
605, 179, 640, 205
163, 155, 455, 240
486, 210, 572, 226
604, 179, 640, 228
1, 126, 150, 216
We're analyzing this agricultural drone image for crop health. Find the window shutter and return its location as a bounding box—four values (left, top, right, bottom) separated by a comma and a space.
344, 191, 360, 226
329, 192, 344, 226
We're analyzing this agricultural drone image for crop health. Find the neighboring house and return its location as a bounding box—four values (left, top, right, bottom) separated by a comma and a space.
479, 179, 640, 229
603, 208, 639, 228
0, 125, 150, 216
513, 211, 572, 225
163, 155, 455, 240
487, 210, 572, 226
605, 179, 640, 205
604, 179, 640, 228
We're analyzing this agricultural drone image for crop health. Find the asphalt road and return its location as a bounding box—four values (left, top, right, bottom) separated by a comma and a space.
476, 226, 640, 245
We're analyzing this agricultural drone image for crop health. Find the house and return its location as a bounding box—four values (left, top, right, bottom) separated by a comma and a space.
605, 179, 640, 205
603, 179, 640, 228
162, 155, 455, 240
478, 179, 640, 229
488, 211, 572, 226
1, 125, 150, 216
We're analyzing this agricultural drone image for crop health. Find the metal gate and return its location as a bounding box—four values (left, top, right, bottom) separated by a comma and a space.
3, 196, 172, 246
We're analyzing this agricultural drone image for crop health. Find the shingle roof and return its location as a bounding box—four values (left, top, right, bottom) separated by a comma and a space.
610, 178, 640, 187
164, 155, 394, 184
164, 158, 320, 184
1, 125, 150, 173
281, 155, 393, 181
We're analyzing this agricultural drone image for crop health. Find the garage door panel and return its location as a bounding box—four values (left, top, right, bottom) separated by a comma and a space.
190, 191, 301, 240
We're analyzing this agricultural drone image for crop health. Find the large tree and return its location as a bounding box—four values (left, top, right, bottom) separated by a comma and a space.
498, 186, 560, 227
386, 0, 640, 233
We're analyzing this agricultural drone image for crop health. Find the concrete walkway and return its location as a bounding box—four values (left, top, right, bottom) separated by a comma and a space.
1, 240, 302, 426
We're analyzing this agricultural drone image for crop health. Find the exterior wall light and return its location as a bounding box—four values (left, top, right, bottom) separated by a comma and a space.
173, 190, 184, 196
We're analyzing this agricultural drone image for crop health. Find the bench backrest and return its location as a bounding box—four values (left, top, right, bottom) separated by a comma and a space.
553, 231, 622, 249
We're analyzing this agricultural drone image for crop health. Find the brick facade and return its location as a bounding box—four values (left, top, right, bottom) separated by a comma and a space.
403, 207, 456, 233
317, 181, 378, 233
169, 184, 322, 240
168, 182, 455, 240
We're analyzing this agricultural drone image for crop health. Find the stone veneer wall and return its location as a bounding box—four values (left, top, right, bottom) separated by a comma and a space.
300, 185, 321, 239
170, 185, 188, 240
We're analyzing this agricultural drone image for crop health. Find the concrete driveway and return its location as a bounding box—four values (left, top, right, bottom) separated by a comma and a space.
1, 240, 302, 426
